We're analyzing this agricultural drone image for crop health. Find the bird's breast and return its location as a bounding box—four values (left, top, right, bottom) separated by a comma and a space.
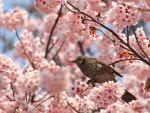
79, 59, 97, 78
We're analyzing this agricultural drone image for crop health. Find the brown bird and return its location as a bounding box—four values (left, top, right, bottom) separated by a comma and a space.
71, 56, 136, 103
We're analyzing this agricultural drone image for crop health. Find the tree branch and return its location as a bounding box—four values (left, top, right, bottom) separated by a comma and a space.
15, 30, 35, 69
108, 58, 141, 66
52, 40, 65, 60
47, 39, 58, 53
78, 41, 85, 55
45, 5, 63, 58
34, 95, 54, 109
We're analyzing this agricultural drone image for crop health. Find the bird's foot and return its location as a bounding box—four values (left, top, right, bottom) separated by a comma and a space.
87, 79, 95, 87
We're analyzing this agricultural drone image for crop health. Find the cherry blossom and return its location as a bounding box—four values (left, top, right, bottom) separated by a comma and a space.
4, 7, 28, 31
40, 62, 70, 94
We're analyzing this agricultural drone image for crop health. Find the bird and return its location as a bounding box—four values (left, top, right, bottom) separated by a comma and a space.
71, 56, 136, 103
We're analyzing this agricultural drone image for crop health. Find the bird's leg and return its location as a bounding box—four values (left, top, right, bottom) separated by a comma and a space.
87, 79, 95, 87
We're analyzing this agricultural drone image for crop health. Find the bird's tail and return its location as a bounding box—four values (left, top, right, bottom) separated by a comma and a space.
121, 90, 136, 103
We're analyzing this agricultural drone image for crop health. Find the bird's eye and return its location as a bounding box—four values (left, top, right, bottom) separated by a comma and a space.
78, 58, 82, 60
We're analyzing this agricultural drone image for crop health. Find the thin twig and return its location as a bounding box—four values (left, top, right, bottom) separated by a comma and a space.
33, 93, 48, 103
34, 95, 54, 109
26, 92, 28, 101
120, 45, 130, 51
14, 107, 19, 113
27, 92, 31, 104
78, 41, 85, 55
6, 95, 14, 101
108, 58, 141, 66
132, 26, 150, 61
10, 82, 15, 100
81, 17, 93, 23
94, 27, 115, 42
31, 94, 35, 104
15, 30, 35, 69
126, 26, 129, 44
64, 3, 78, 13
47, 39, 58, 53
52, 41, 65, 60
45, 5, 63, 58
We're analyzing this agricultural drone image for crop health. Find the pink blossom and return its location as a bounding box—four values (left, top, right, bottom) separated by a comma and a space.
108, 3, 141, 30
100, 101, 136, 113
67, 79, 88, 97
40, 62, 70, 94
24, 17, 41, 32
0, 74, 6, 90
45, 91, 75, 113
14, 29, 34, 58
67, 94, 96, 113
0, 55, 21, 82
128, 99, 149, 112
4, 7, 28, 31
34, 0, 61, 14
13, 29, 44, 69
88, 0, 112, 12
88, 81, 125, 108
0, 101, 16, 113
15, 67, 40, 94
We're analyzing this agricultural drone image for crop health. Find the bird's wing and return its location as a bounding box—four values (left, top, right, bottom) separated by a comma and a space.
93, 72, 117, 83
94, 58, 107, 66
113, 69, 123, 77
95, 58, 123, 77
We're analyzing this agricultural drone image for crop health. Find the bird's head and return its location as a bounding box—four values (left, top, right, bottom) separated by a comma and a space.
70, 56, 88, 66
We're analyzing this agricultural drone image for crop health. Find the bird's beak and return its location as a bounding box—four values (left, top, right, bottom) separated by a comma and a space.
70, 59, 77, 63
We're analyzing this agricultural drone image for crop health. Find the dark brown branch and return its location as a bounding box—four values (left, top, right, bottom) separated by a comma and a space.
33, 93, 48, 103
31, 94, 35, 104
93, 27, 115, 42
45, 5, 63, 58
27, 93, 31, 104
25, 92, 28, 102
14, 107, 19, 113
11, 82, 15, 100
47, 39, 58, 53
108, 58, 141, 66
64, 3, 78, 13
81, 17, 93, 23
6, 95, 14, 101
119, 45, 130, 51
78, 41, 85, 55
126, 26, 130, 44
34, 95, 54, 109
15, 30, 35, 69
52, 41, 65, 60
66, 1, 150, 66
